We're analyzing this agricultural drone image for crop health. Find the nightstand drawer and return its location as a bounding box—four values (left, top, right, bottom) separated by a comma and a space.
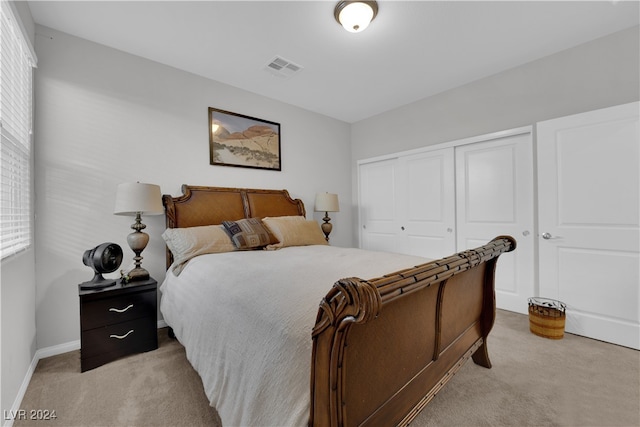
81, 316, 157, 359
81, 290, 156, 331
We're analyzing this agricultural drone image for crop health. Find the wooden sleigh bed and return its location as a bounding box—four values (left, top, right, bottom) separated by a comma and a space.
161, 185, 516, 427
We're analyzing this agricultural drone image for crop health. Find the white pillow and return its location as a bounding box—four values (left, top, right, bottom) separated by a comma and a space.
162, 225, 236, 274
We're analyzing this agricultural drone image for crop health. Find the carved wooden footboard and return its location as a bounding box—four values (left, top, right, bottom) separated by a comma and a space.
309, 236, 516, 427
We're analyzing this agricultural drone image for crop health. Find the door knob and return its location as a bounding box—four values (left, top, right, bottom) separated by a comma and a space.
541, 232, 562, 240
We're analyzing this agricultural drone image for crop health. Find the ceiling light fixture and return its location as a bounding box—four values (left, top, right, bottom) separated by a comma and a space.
334, 1, 378, 33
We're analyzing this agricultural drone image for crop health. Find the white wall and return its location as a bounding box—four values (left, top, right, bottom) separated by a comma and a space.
1, 1, 37, 419
33, 26, 352, 350
351, 26, 639, 160
350, 25, 640, 244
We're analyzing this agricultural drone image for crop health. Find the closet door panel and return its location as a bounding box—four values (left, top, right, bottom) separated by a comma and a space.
359, 158, 401, 253
456, 132, 534, 314
462, 146, 516, 223
401, 149, 455, 259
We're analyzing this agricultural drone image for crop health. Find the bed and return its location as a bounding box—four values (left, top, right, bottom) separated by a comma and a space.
160, 185, 516, 427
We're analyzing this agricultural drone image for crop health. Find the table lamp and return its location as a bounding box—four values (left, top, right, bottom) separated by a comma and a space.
114, 182, 163, 281
314, 192, 340, 241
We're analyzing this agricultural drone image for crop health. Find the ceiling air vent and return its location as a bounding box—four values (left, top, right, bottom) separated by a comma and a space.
264, 56, 303, 79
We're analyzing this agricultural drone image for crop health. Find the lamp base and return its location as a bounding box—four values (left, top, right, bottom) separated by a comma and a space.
125, 219, 150, 282
126, 267, 150, 282
321, 212, 333, 241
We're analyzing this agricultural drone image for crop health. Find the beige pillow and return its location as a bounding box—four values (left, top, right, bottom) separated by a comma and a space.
262, 216, 328, 250
162, 225, 236, 274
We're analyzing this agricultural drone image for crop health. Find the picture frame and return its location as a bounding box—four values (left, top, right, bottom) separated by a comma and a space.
209, 107, 281, 171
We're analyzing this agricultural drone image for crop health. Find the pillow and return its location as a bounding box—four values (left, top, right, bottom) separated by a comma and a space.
262, 216, 328, 250
222, 218, 276, 250
162, 225, 236, 274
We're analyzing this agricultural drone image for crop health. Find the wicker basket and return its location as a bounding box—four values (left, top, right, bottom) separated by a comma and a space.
528, 297, 566, 340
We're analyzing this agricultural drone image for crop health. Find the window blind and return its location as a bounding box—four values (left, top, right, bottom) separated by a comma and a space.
0, 1, 35, 259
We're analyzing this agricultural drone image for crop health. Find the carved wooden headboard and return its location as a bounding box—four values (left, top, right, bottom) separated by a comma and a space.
162, 185, 306, 267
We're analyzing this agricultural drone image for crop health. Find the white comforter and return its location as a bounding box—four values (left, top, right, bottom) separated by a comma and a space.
160, 245, 429, 427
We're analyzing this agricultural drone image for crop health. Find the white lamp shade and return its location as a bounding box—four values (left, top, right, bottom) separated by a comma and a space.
114, 182, 164, 216
314, 193, 340, 212
338, 2, 375, 33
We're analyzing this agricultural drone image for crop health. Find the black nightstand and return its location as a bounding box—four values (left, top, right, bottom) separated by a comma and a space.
79, 277, 158, 372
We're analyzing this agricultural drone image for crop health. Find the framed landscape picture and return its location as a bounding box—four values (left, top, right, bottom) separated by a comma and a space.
209, 107, 281, 171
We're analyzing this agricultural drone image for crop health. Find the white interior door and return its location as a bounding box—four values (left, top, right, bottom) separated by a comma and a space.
399, 149, 456, 259
537, 102, 639, 349
455, 131, 535, 314
359, 158, 401, 253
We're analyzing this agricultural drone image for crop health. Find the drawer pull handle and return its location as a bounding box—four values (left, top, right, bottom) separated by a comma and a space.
110, 330, 134, 340
109, 304, 133, 313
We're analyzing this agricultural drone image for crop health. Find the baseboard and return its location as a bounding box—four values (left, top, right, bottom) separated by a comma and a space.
3, 321, 168, 427
3, 352, 38, 427
35, 339, 81, 360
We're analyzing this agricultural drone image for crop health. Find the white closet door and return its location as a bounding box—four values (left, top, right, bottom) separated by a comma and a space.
537, 102, 639, 349
359, 158, 401, 253
359, 150, 456, 258
400, 149, 456, 259
455, 132, 535, 314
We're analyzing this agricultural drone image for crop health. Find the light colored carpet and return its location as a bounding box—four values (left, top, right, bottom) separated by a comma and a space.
14, 329, 220, 427
15, 310, 640, 427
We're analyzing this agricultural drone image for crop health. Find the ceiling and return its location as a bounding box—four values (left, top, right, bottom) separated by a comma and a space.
27, 1, 639, 123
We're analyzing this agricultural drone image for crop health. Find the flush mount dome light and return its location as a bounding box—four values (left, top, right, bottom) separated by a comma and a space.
334, 1, 378, 33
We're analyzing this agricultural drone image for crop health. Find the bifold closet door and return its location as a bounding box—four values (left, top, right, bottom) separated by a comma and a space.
537, 102, 639, 349
359, 158, 402, 254
455, 132, 535, 314
358, 149, 455, 258
398, 150, 456, 258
